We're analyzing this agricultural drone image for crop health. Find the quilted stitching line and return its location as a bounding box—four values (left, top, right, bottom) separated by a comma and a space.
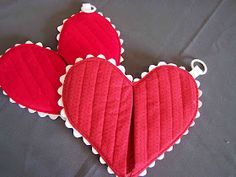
82, 22, 112, 56
65, 25, 99, 56
43, 49, 63, 84
180, 74, 186, 125
19, 48, 55, 111
67, 22, 105, 55
93, 14, 122, 56
88, 61, 101, 136
73, 24, 101, 54
92, 19, 115, 43
76, 62, 87, 125
144, 81, 148, 161
178, 72, 184, 131
167, 68, 173, 139
94, 16, 113, 39
181, 73, 192, 125
93, 18, 120, 53
163, 68, 173, 147
70, 64, 85, 123
8, 52, 33, 103
29, 47, 55, 91
28, 47, 57, 108
100, 68, 113, 149
187, 76, 195, 119
111, 78, 124, 163
145, 75, 160, 159
170, 69, 183, 137
41, 49, 61, 91
156, 71, 161, 152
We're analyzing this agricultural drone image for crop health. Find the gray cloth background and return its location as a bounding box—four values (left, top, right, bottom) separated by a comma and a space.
0, 0, 236, 177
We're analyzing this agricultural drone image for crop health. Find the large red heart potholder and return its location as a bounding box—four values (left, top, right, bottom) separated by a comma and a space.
57, 3, 124, 65
0, 43, 66, 119
59, 56, 201, 177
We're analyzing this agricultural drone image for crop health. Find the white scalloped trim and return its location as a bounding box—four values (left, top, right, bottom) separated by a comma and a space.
1, 88, 59, 120
0, 40, 60, 120
57, 58, 204, 177
56, 3, 124, 65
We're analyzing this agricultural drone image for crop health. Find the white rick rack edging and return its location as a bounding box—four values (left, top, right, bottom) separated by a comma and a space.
0, 40, 59, 120
57, 56, 207, 177
56, 3, 125, 64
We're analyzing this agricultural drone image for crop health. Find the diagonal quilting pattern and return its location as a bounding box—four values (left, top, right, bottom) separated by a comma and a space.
58, 12, 122, 65
0, 44, 66, 114
62, 58, 133, 175
62, 58, 198, 177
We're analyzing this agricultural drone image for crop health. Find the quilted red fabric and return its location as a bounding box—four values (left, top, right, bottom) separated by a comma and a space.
58, 12, 122, 65
62, 58, 198, 177
0, 44, 66, 114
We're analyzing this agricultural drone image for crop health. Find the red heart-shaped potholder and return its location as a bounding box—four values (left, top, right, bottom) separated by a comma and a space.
0, 43, 66, 119
59, 57, 199, 177
57, 6, 124, 65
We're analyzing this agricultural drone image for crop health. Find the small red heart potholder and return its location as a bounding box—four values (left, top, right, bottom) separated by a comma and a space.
59, 57, 200, 177
57, 4, 124, 65
0, 43, 66, 119
0, 4, 124, 118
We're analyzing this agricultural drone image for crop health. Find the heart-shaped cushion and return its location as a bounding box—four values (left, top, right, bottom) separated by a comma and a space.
0, 43, 66, 118
57, 11, 123, 65
60, 57, 198, 177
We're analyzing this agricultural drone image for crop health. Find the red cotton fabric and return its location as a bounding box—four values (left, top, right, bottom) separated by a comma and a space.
0, 44, 66, 114
62, 57, 198, 177
58, 12, 122, 65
